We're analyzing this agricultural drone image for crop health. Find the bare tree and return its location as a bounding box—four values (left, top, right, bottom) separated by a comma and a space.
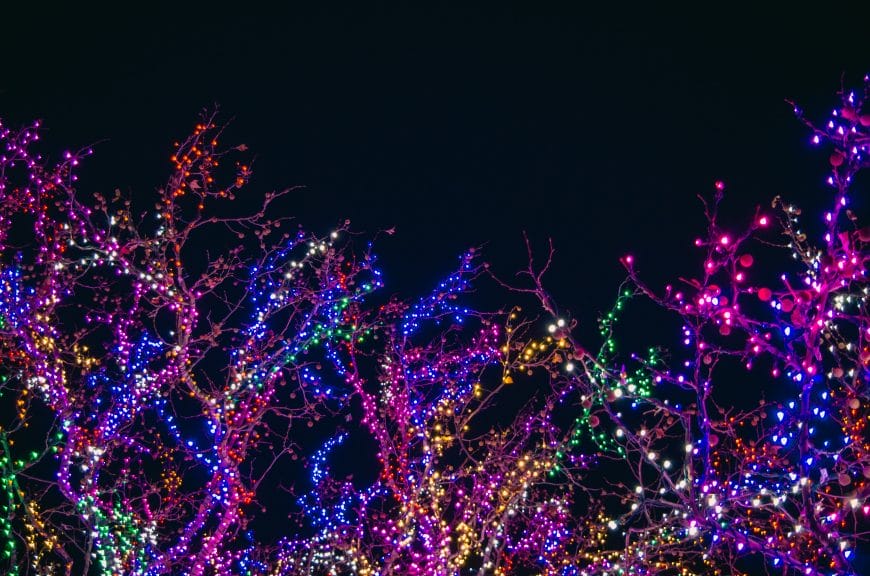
0, 76, 866, 576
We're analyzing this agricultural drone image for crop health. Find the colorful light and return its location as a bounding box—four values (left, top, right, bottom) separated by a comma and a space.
0, 77, 867, 575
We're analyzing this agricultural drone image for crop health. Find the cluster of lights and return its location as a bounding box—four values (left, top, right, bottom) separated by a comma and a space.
0, 78, 867, 576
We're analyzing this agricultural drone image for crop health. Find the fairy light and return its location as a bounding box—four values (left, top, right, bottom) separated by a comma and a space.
0, 77, 868, 575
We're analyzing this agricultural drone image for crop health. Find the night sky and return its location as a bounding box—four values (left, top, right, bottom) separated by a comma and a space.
2, 3, 868, 328
1, 5, 870, 574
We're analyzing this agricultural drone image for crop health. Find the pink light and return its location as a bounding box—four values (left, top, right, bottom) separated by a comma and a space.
758, 216, 768, 227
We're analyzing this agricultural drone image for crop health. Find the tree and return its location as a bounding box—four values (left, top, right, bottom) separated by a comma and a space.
0, 77, 866, 576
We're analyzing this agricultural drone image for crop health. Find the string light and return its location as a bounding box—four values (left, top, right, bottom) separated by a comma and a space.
0, 75, 867, 575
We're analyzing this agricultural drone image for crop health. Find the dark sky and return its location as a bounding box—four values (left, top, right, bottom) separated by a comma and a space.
2, 3, 868, 327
